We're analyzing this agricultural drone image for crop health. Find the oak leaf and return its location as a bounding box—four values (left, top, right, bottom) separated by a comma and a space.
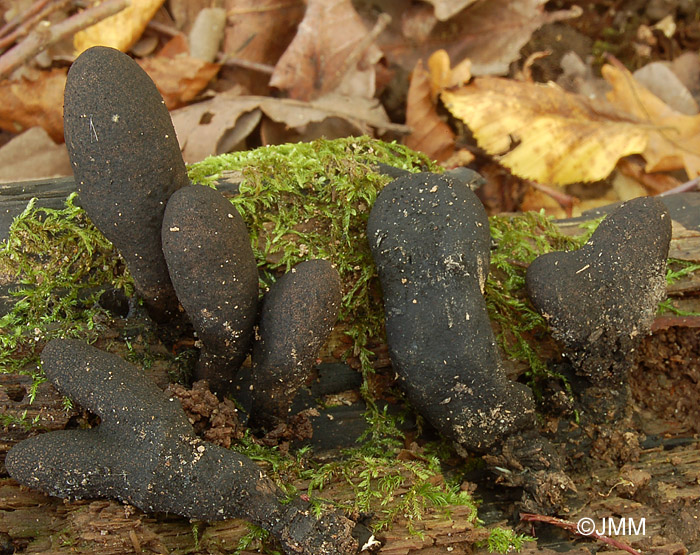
270, 0, 382, 100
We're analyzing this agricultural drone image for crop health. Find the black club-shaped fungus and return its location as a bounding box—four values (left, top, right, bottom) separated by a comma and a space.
63, 46, 189, 323
367, 172, 574, 511
161, 184, 259, 396
249, 259, 342, 431
5, 339, 358, 555
526, 197, 671, 385
367, 172, 536, 453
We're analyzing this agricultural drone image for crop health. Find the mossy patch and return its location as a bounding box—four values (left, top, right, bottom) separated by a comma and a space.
0, 193, 128, 378
3, 136, 693, 398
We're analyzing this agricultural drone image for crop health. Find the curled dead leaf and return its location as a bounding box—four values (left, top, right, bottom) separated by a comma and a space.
138, 56, 220, 110
427, 49, 471, 101
404, 58, 455, 163
172, 92, 406, 163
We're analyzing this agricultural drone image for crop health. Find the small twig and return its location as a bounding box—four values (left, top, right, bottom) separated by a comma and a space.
0, 0, 47, 40
527, 180, 578, 217
220, 56, 275, 75
0, 0, 129, 80
658, 176, 700, 196
0, 0, 68, 51
0, 0, 50, 40
522, 50, 551, 83
520, 513, 642, 555
146, 18, 182, 38
324, 12, 391, 92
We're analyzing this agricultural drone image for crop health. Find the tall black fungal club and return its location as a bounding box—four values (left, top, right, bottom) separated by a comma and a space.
161, 184, 259, 397
367, 171, 573, 511
64, 46, 188, 323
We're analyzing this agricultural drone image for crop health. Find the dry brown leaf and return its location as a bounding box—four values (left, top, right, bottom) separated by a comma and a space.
258, 116, 364, 146
0, 127, 71, 183
270, 0, 382, 100
138, 56, 220, 110
172, 92, 400, 163
172, 95, 260, 162
404, 59, 455, 163
0, 67, 66, 142
442, 78, 648, 185
371, 0, 580, 76
422, 0, 478, 21
223, 0, 304, 65
136, 36, 220, 110
603, 62, 700, 178
74, 0, 165, 54
440, 0, 581, 75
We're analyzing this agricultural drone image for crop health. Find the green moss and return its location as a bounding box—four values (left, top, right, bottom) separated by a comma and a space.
233, 409, 478, 536
4, 138, 697, 405
0, 193, 128, 377
485, 211, 600, 392
481, 527, 534, 553
3, 138, 696, 404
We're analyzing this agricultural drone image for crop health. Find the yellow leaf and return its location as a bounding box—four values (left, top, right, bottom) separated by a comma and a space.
603, 62, 700, 178
74, 0, 166, 54
442, 78, 648, 185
